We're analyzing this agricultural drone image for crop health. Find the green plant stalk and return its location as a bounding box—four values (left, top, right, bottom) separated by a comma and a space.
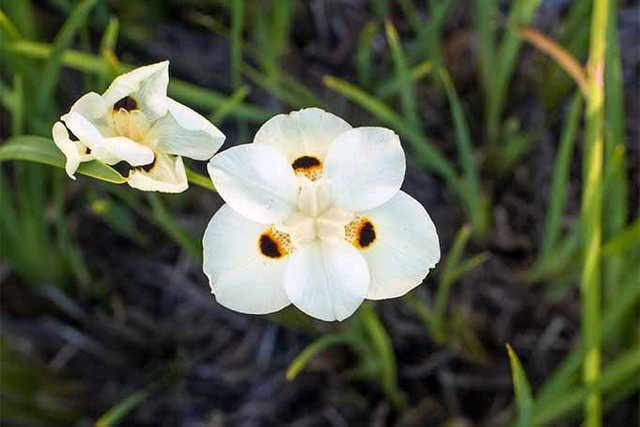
602, 0, 629, 349
5, 40, 270, 123
581, 0, 608, 424
533, 343, 640, 426
535, 263, 640, 406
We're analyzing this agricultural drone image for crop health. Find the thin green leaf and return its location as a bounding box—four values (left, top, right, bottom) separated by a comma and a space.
95, 386, 153, 427
360, 305, 405, 409
541, 93, 582, 254
376, 61, 432, 99
5, 40, 270, 123
536, 262, 640, 406
601, 217, 640, 257
147, 194, 201, 261
356, 21, 378, 88
0, 136, 127, 184
487, 0, 541, 146
322, 75, 460, 192
286, 333, 354, 381
185, 167, 215, 192
230, 0, 244, 90
506, 345, 533, 427
36, 0, 99, 110
0, 8, 22, 40
533, 343, 640, 426
385, 20, 419, 130
209, 85, 251, 124
440, 69, 488, 236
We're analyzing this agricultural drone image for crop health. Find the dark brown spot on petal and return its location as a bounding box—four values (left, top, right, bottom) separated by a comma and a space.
357, 220, 376, 248
291, 156, 323, 180
113, 95, 138, 112
346, 216, 377, 250
260, 234, 282, 258
85, 147, 92, 154
258, 228, 292, 259
292, 156, 321, 170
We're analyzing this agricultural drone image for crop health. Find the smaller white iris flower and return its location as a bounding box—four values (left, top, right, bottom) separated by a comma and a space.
52, 61, 225, 192
204, 108, 440, 321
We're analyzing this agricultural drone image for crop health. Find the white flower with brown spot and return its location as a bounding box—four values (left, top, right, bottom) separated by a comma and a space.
52, 61, 225, 192
203, 108, 440, 321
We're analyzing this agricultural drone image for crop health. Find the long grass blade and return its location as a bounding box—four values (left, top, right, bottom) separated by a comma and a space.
36, 0, 99, 111
506, 345, 533, 427
440, 69, 488, 236
385, 20, 420, 130
286, 334, 354, 381
541, 93, 583, 254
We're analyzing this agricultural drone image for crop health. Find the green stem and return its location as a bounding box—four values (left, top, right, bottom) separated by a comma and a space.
581, 0, 608, 425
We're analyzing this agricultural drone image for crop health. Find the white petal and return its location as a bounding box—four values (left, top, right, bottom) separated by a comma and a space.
92, 136, 154, 166
283, 240, 369, 321
359, 191, 440, 300
127, 152, 188, 193
102, 61, 169, 120
323, 127, 406, 211
62, 111, 104, 150
52, 121, 91, 179
151, 98, 225, 160
254, 108, 352, 163
69, 92, 109, 120
207, 144, 298, 224
203, 205, 290, 314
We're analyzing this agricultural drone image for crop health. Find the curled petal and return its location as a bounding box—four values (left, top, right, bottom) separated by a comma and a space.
152, 98, 225, 160
324, 127, 405, 212
203, 205, 291, 314
254, 107, 351, 164
102, 61, 170, 121
207, 144, 298, 224
127, 152, 188, 193
69, 92, 109, 120
52, 121, 91, 179
284, 240, 369, 321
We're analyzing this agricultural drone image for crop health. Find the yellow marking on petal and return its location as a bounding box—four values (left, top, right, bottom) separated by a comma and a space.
345, 216, 377, 250
292, 155, 323, 180
258, 227, 294, 259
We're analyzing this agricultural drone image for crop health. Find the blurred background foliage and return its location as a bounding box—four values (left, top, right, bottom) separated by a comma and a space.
0, 0, 638, 425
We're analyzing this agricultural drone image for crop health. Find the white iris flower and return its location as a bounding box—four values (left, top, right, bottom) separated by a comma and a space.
52, 61, 225, 192
204, 108, 440, 321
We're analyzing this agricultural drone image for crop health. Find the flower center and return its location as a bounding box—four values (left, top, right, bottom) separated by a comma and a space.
111, 97, 155, 148
277, 177, 353, 246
